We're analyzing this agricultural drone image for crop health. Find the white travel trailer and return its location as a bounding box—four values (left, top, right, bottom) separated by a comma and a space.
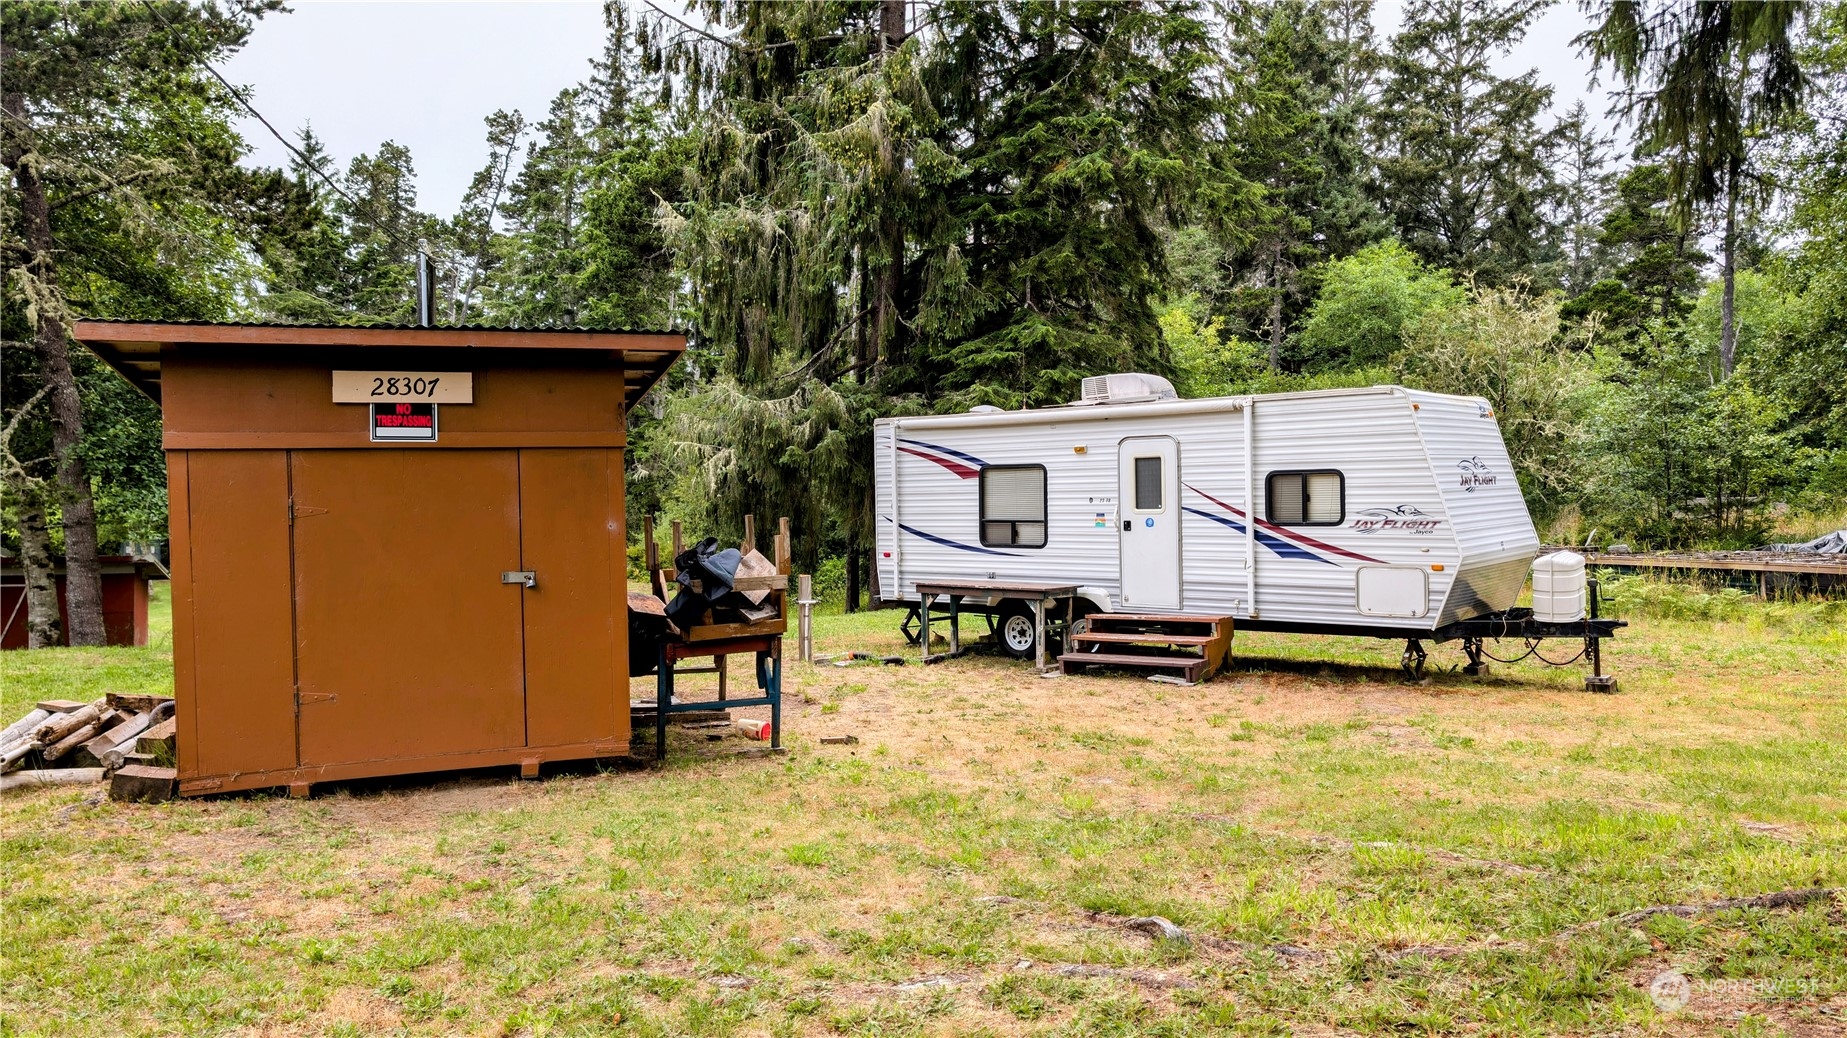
874, 376, 1622, 685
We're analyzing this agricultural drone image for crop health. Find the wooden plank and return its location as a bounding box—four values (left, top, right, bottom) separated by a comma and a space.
137, 718, 177, 755
1088, 612, 1232, 623
1586, 554, 1847, 576
3, 768, 104, 793
1073, 631, 1216, 646
688, 574, 789, 593
1058, 652, 1207, 669
106, 693, 173, 714
684, 617, 787, 642
109, 764, 178, 804
645, 515, 665, 601
33, 700, 87, 714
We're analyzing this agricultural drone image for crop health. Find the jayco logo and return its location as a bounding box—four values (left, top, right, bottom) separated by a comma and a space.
1351, 505, 1442, 535
1457, 457, 1497, 492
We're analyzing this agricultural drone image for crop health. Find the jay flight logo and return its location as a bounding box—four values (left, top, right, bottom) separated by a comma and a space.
1457, 456, 1498, 492
1351, 505, 1441, 535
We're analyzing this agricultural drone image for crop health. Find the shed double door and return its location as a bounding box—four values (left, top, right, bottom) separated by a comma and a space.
289, 449, 622, 767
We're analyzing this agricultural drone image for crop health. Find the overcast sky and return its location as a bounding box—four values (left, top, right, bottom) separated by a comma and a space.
221, 1, 1623, 218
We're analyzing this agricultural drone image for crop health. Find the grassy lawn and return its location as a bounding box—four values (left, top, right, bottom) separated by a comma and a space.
2, 579, 1843, 1036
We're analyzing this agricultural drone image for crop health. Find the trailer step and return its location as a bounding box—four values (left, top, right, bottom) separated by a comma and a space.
1066, 612, 1236, 681
1059, 651, 1209, 684
1071, 631, 1216, 646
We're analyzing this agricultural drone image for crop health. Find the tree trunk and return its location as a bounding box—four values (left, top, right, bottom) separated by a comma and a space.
871, 0, 907, 380
864, 481, 880, 609
2, 89, 107, 646
1267, 242, 1286, 373
845, 542, 861, 614
1718, 161, 1738, 380
874, 216, 904, 379
16, 487, 63, 649
881, 0, 906, 51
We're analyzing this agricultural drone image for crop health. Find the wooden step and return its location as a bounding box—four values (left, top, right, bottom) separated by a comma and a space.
1088, 612, 1228, 623
1072, 631, 1215, 646
1058, 651, 1206, 671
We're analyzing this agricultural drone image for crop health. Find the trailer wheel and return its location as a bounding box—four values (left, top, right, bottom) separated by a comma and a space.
996, 600, 1038, 659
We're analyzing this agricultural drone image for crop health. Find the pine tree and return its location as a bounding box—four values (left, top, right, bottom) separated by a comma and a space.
1549, 101, 1618, 296
1580, 1, 1810, 377
1373, 0, 1559, 284
1559, 164, 1708, 346
1221, 0, 1386, 372
2, 0, 278, 645
444, 110, 525, 325
340, 142, 430, 322
918, 1, 1221, 404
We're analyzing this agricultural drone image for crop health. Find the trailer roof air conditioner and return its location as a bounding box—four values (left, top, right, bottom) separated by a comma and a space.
1077, 372, 1178, 405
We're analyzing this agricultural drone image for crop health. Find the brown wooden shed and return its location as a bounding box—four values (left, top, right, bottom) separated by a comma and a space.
75, 320, 686, 796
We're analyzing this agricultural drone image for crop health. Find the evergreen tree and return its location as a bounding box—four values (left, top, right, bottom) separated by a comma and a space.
918, 1, 1221, 404
253, 124, 358, 323
488, 90, 596, 327
1373, 0, 1559, 284
2, 0, 279, 645
340, 141, 430, 322
444, 110, 525, 325
1581, 0, 1810, 376
1549, 101, 1618, 296
1559, 164, 1708, 346
1220, 0, 1386, 371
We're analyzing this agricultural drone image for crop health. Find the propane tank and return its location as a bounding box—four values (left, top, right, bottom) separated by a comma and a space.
1531, 550, 1588, 622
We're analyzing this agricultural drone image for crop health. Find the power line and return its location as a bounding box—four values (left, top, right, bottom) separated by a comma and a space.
135, 0, 429, 261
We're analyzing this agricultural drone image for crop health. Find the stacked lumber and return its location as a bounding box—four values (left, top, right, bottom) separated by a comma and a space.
0, 695, 177, 801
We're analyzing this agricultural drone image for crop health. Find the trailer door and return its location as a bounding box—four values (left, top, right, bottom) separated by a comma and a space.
1118, 436, 1182, 609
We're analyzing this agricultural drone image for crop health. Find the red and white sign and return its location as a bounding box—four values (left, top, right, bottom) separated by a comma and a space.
371, 402, 438, 442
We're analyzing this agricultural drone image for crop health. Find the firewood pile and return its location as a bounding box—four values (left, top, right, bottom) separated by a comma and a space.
0, 694, 178, 802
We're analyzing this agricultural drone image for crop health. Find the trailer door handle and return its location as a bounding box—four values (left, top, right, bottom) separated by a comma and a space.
502, 570, 536, 588
1121, 520, 1131, 532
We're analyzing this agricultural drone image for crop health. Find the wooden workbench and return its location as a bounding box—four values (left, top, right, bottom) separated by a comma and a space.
914, 579, 1083, 672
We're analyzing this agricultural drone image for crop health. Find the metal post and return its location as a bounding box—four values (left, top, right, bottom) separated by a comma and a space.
1033, 597, 1047, 673
656, 642, 672, 760
797, 573, 816, 663
769, 648, 782, 750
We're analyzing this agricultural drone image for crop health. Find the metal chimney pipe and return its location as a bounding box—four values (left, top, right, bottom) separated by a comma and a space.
415, 251, 434, 327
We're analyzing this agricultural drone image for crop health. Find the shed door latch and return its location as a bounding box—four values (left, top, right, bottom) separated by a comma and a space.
502, 571, 537, 589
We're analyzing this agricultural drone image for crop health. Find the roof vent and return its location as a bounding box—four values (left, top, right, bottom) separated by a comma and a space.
1076, 373, 1178, 406
969, 404, 1003, 413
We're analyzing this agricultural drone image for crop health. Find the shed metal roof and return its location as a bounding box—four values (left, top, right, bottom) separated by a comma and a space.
71, 319, 687, 409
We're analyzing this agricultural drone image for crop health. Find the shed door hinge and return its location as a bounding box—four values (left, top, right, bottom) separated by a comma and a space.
288, 500, 328, 524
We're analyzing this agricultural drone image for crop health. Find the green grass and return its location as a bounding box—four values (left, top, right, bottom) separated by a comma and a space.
2, 581, 1843, 1036
1, 582, 174, 720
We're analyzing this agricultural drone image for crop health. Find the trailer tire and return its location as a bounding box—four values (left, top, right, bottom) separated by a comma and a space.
996, 600, 1038, 659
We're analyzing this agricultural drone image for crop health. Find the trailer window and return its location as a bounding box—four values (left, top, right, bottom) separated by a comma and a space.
1267, 471, 1344, 526
1132, 456, 1163, 511
980, 465, 1047, 548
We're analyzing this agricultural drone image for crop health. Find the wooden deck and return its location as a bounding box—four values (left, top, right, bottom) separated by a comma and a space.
1581, 551, 1847, 577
